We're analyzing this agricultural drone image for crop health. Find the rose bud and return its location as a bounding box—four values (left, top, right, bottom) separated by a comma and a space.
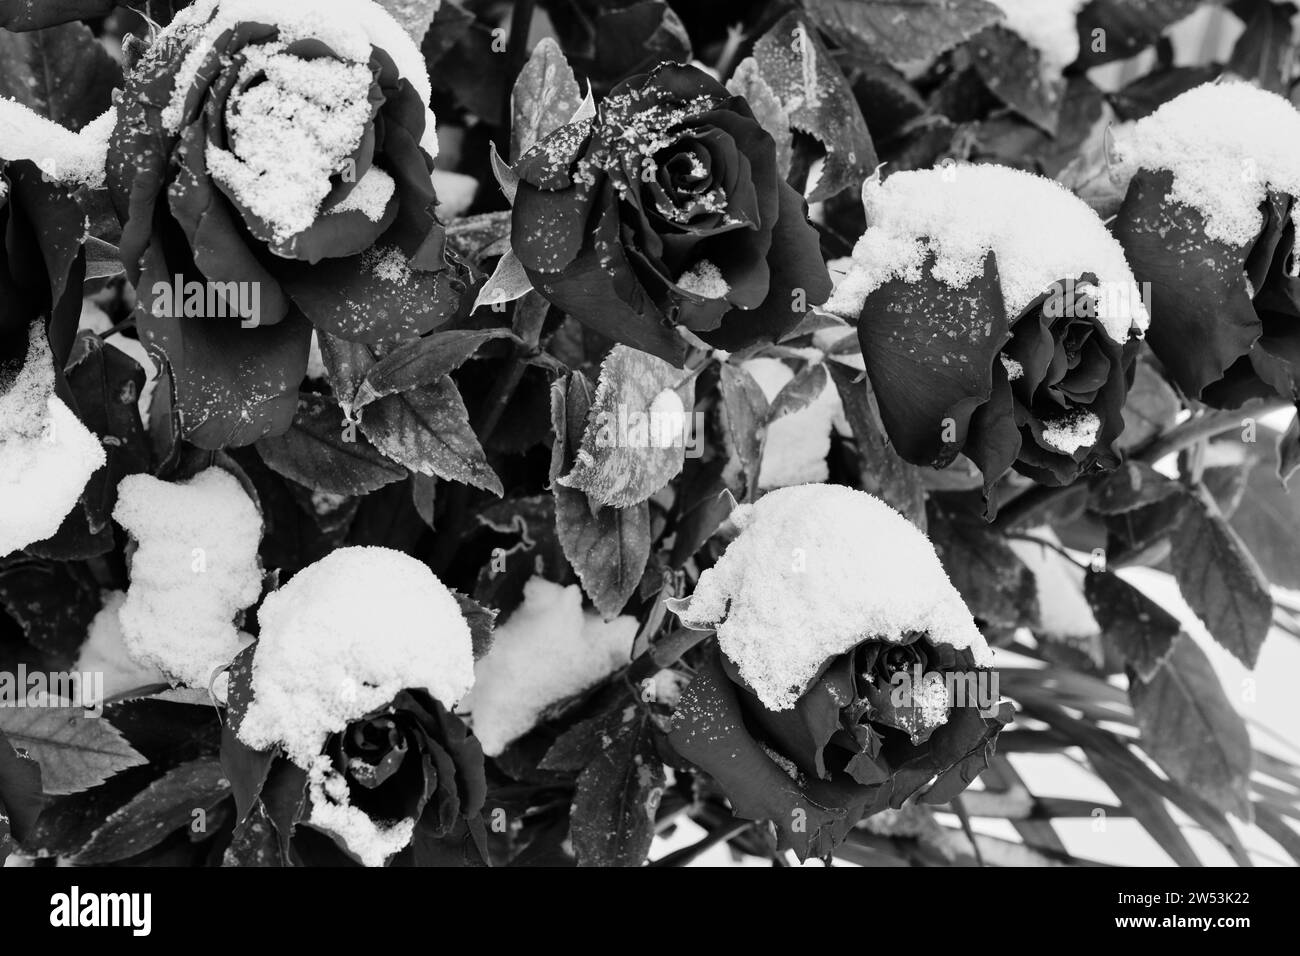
668, 484, 1010, 861
231, 547, 486, 867
107, 0, 466, 447
511, 62, 832, 365
825, 164, 1149, 505
1110, 82, 1300, 408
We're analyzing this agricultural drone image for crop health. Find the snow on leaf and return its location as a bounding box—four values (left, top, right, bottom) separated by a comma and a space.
0, 707, 147, 796
353, 327, 518, 410
751, 13, 876, 203
510, 37, 584, 161
805, 0, 1002, 67
726, 57, 793, 179
557, 345, 695, 508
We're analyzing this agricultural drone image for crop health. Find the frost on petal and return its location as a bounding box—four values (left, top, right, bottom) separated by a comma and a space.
113, 468, 263, 688
0, 328, 106, 556
673, 484, 991, 711
457, 577, 637, 756
827, 164, 1149, 345
1114, 81, 1300, 248
237, 546, 474, 765
305, 755, 415, 867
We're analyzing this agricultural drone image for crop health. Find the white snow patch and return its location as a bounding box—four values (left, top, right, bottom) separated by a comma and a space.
1000, 354, 1024, 381
458, 577, 637, 756
238, 546, 474, 765
827, 165, 1149, 345
0, 327, 105, 556
75, 591, 166, 702
674, 484, 991, 711
1040, 409, 1101, 454
305, 331, 328, 380
431, 168, 478, 218
306, 755, 415, 866
114, 468, 262, 687
328, 166, 396, 222
677, 260, 730, 298
0, 101, 113, 188
1008, 534, 1099, 642
1114, 81, 1300, 247
989, 0, 1086, 77
742, 357, 844, 489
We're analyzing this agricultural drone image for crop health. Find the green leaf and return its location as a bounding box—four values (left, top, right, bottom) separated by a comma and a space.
718, 363, 768, 502
70, 757, 232, 864
510, 37, 585, 161
0, 559, 101, 667
550, 374, 652, 619
1221, 436, 1300, 590
255, 393, 406, 496
1169, 488, 1272, 669
751, 13, 877, 202
0, 708, 147, 795
571, 711, 664, 867
1074, 0, 1205, 68
354, 328, 517, 409
766, 361, 829, 423
725, 58, 793, 179
0, 731, 45, 844
558, 345, 695, 508
1084, 570, 1178, 681
827, 363, 927, 527
360, 378, 503, 495
453, 591, 497, 661
928, 508, 1037, 628
1130, 636, 1253, 822
0, 20, 118, 131
1088, 461, 1180, 515
1117, 360, 1179, 451
805, 0, 1002, 65
969, 25, 1066, 134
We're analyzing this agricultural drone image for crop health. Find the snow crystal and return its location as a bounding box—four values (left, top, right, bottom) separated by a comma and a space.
0, 100, 113, 188
458, 577, 638, 756
1000, 354, 1024, 381
238, 546, 474, 765
363, 246, 412, 284
114, 468, 262, 688
306, 755, 415, 866
1114, 81, 1300, 247
0, 327, 105, 556
328, 167, 395, 223
75, 590, 166, 702
742, 357, 843, 490
1040, 409, 1101, 454
674, 484, 991, 711
677, 260, 730, 298
989, 0, 1085, 77
826, 165, 1149, 345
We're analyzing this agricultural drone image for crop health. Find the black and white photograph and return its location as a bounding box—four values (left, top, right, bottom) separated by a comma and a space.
0, 0, 1295, 932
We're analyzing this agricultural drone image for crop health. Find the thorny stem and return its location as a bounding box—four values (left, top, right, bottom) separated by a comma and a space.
993, 396, 1292, 529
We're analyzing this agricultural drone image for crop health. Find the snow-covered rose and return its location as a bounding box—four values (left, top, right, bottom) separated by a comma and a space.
106, 0, 467, 448
667, 485, 1011, 860
511, 62, 831, 365
1112, 83, 1300, 408
828, 165, 1148, 503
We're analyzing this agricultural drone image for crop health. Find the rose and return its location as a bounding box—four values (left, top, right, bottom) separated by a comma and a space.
295, 690, 489, 867
827, 166, 1147, 503
106, 0, 465, 448
510, 62, 831, 365
1110, 83, 1300, 408
666, 484, 1010, 860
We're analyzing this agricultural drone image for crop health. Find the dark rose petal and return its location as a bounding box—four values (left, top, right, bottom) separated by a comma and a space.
852, 251, 1010, 466
1113, 168, 1261, 400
